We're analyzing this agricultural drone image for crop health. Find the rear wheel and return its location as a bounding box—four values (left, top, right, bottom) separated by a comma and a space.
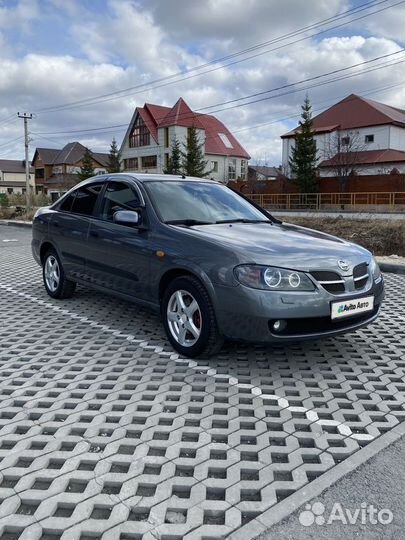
162, 276, 223, 357
42, 249, 76, 299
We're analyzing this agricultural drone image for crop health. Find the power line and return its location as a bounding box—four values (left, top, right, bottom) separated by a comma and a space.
198, 49, 405, 111
32, 50, 405, 137
35, 0, 399, 115
232, 80, 405, 134
0, 135, 24, 149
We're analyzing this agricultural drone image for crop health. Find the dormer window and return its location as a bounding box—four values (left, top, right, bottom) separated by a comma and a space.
365, 134, 374, 143
129, 116, 150, 148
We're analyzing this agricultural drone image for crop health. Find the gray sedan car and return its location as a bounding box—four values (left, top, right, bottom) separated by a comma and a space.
32, 173, 384, 357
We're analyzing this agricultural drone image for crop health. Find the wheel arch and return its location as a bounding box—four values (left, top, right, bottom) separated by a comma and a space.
39, 241, 59, 264
158, 266, 217, 309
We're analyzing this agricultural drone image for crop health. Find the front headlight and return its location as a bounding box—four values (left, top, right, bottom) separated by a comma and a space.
370, 257, 382, 281
234, 265, 315, 291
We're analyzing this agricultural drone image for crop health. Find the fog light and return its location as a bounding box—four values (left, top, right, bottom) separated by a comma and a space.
273, 320, 286, 332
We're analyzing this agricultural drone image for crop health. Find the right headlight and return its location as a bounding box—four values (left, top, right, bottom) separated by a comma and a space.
234, 265, 315, 291
370, 257, 382, 282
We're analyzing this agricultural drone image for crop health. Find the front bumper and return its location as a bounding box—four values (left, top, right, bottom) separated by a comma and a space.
214, 277, 384, 343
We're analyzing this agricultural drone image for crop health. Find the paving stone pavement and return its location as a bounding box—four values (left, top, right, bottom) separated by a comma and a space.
0, 227, 404, 540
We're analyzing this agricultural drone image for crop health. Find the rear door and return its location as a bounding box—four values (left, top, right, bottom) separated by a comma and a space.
86, 178, 152, 300
50, 182, 104, 281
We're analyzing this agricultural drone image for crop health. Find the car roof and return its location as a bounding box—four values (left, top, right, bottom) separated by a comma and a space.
69, 172, 221, 193
112, 172, 220, 184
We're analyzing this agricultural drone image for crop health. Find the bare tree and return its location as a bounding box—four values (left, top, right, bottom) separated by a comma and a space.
322, 131, 366, 192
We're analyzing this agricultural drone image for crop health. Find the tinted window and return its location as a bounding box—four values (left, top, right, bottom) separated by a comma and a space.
99, 181, 141, 221
70, 184, 103, 216
59, 192, 75, 212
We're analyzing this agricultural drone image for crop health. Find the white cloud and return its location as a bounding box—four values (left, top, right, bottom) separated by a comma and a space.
0, 0, 404, 165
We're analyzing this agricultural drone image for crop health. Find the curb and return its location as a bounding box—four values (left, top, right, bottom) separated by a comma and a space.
229, 423, 405, 540
0, 220, 32, 228
378, 262, 405, 275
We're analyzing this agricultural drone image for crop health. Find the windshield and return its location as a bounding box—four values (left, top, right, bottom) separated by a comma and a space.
145, 181, 269, 224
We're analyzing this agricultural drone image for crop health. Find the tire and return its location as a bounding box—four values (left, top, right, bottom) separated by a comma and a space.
161, 275, 224, 358
42, 248, 76, 299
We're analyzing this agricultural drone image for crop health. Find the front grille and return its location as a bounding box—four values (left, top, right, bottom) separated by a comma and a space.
309, 271, 345, 294
353, 262, 369, 290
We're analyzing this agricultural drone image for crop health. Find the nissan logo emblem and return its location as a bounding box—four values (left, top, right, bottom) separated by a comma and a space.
338, 259, 350, 271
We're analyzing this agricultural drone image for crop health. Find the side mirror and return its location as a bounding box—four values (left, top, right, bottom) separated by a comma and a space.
113, 210, 141, 226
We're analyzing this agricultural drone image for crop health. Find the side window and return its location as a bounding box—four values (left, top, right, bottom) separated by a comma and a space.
99, 182, 141, 221
70, 184, 103, 216
59, 191, 76, 212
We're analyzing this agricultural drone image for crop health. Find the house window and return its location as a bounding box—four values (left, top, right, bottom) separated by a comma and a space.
341, 136, 350, 146
210, 161, 218, 173
241, 160, 247, 179
129, 116, 150, 148
365, 134, 374, 143
124, 158, 138, 170
141, 155, 157, 169
164, 127, 169, 148
228, 158, 236, 180
7, 188, 13, 194
35, 168, 44, 179
96, 170, 106, 175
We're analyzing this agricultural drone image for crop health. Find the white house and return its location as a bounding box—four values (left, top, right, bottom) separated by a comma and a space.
281, 94, 405, 177
120, 98, 250, 182
0, 159, 34, 194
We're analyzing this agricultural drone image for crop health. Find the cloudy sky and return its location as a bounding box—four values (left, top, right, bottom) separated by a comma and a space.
0, 0, 404, 165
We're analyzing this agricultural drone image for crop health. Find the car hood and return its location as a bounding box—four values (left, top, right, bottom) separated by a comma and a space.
186, 221, 371, 272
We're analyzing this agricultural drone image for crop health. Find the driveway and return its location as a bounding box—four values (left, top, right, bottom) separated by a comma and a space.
0, 226, 404, 540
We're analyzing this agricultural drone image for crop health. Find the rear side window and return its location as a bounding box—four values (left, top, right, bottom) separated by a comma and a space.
59, 192, 75, 212
70, 184, 103, 216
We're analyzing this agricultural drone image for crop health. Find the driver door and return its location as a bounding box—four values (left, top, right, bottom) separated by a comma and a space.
86, 178, 152, 301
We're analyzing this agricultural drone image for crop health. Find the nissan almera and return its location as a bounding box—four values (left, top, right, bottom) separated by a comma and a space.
32, 173, 384, 357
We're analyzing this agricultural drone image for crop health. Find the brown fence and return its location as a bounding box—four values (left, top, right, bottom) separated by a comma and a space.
245, 192, 405, 211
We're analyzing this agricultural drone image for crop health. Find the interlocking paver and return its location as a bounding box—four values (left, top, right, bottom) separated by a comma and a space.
0, 229, 404, 539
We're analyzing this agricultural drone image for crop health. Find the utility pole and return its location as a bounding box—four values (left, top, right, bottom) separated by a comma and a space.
18, 112, 33, 211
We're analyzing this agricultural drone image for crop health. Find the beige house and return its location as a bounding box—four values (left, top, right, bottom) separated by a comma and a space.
120, 98, 250, 182
0, 159, 34, 195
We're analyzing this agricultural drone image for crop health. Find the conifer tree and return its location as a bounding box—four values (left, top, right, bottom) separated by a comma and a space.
181, 126, 208, 177
107, 137, 121, 173
77, 148, 95, 182
165, 136, 182, 174
288, 96, 318, 192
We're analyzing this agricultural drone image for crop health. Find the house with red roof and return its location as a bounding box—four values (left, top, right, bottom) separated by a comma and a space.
120, 98, 250, 182
281, 94, 405, 179
32, 142, 109, 200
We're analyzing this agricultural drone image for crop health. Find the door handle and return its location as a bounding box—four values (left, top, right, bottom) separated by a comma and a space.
89, 231, 99, 238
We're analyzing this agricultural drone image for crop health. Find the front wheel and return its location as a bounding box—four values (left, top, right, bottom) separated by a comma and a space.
161, 276, 223, 357
42, 249, 76, 299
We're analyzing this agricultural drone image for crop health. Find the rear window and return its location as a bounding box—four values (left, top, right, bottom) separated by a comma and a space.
70, 184, 103, 216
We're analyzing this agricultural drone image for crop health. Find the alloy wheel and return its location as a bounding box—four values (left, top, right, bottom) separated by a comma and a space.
44, 255, 60, 293
167, 289, 202, 347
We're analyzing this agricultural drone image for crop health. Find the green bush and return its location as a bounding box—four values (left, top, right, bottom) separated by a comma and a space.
0, 193, 9, 208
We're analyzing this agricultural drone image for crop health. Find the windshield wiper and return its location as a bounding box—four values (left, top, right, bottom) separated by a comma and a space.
215, 218, 272, 224
165, 219, 214, 226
